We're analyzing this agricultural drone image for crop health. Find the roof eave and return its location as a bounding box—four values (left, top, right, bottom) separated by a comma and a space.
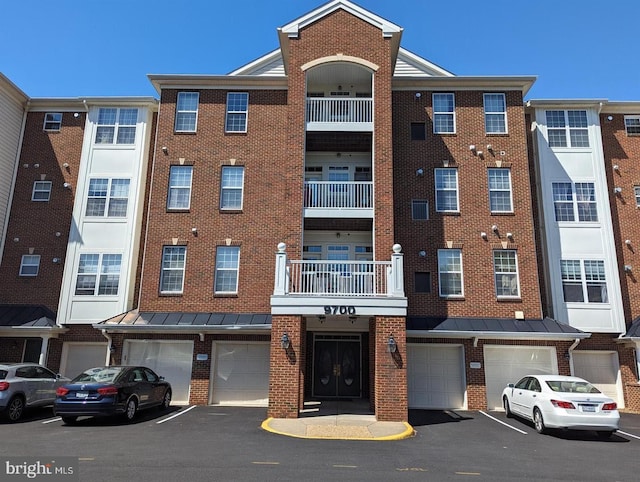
147, 74, 288, 93
407, 330, 590, 341
94, 324, 272, 334
393, 76, 537, 95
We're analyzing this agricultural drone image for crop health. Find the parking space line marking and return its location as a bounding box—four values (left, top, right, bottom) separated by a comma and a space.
78, 458, 95, 461
156, 405, 196, 424
42, 417, 62, 424
479, 411, 527, 434
333, 465, 357, 469
252, 462, 280, 465
455, 472, 481, 476
617, 430, 640, 440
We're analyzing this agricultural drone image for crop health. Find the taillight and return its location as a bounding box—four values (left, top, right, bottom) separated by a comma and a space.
0, 382, 10, 391
56, 387, 69, 396
550, 399, 576, 409
97, 386, 118, 396
602, 402, 617, 411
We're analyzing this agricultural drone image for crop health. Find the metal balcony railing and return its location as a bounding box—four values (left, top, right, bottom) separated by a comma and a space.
304, 181, 373, 209
306, 98, 373, 124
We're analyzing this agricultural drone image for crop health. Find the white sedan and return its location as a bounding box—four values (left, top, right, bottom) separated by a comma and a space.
502, 375, 619, 438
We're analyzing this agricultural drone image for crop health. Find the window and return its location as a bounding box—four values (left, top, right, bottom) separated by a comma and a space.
410, 122, 426, 140
635, 186, 640, 207
493, 250, 519, 297
175, 92, 199, 132
552, 182, 597, 222
19, 255, 40, 277
225, 92, 248, 132
437, 249, 463, 297
625, 115, 640, 135
560, 259, 608, 303
43, 113, 62, 131
435, 168, 459, 212
488, 168, 512, 213
85, 178, 130, 217
31, 181, 52, 202
214, 246, 240, 293
95, 108, 138, 144
167, 166, 193, 210
160, 246, 186, 294
546, 110, 589, 147
483, 93, 507, 134
220, 166, 244, 210
412, 200, 429, 220
75, 253, 122, 295
415, 272, 431, 293
433, 93, 455, 134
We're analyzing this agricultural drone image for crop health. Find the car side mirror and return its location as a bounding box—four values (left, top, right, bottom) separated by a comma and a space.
508, 383, 514, 388
159, 376, 165, 381
56, 374, 62, 379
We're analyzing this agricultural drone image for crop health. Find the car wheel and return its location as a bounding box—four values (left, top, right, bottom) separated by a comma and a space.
6, 396, 25, 422
61, 416, 77, 425
533, 407, 547, 434
123, 398, 137, 422
597, 431, 614, 440
161, 389, 172, 410
503, 397, 513, 418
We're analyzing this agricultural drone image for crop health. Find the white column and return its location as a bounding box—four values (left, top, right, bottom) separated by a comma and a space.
390, 244, 405, 297
38, 336, 50, 366
273, 243, 289, 295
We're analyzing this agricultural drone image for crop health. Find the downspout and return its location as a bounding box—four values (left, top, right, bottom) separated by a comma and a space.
101, 329, 114, 366
567, 338, 581, 375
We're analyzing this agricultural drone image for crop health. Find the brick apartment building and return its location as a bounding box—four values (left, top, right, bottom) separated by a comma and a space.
1, 1, 640, 420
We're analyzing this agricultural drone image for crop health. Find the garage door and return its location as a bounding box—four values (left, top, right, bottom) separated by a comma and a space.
60, 343, 108, 379
572, 351, 623, 408
210, 342, 270, 406
407, 344, 465, 409
484, 346, 557, 410
123, 340, 194, 405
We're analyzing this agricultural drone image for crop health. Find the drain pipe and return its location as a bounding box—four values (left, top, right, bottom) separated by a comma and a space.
101, 329, 113, 365
567, 338, 581, 375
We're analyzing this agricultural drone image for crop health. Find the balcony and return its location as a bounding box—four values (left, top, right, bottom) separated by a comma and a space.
306, 98, 373, 132
304, 181, 373, 218
271, 243, 407, 317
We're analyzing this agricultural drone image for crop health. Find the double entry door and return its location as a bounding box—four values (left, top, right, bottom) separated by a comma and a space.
312, 334, 361, 398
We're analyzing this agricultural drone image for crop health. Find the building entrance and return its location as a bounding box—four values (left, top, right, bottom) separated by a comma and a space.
312, 334, 361, 398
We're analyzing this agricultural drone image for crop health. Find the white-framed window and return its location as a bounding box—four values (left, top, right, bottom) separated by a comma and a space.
160, 246, 186, 294
31, 181, 52, 202
85, 178, 131, 217
225, 92, 248, 132
19, 255, 40, 277
435, 168, 459, 212
488, 168, 513, 213
483, 93, 507, 134
546, 110, 589, 147
175, 92, 199, 132
412, 200, 429, 220
43, 113, 62, 131
220, 166, 244, 210
437, 249, 463, 297
95, 108, 138, 144
560, 259, 608, 303
214, 246, 240, 294
552, 182, 597, 222
635, 186, 640, 207
75, 253, 122, 296
167, 166, 193, 210
625, 115, 640, 135
433, 93, 455, 134
493, 250, 520, 298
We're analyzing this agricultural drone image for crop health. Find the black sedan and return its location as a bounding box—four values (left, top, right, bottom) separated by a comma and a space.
54, 366, 172, 424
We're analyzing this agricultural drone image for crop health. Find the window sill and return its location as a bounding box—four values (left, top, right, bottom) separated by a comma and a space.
174, 131, 197, 135
224, 131, 247, 135
485, 133, 509, 136
159, 292, 183, 297
439, 296, 464, 300
214, 293, 238, 298
220, 209, 243, 214
166, 209, 191, 214
490, 212, 515, 216
435, 211, 460, 216
497, 297, 522, 302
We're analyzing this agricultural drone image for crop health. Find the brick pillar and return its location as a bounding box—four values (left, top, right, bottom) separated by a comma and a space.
374, 316, 407, 422
268, 315, 305, 418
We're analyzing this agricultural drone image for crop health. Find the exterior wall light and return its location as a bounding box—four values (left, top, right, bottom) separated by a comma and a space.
280, 333, 290, 350
624, 265, 633, 273
387, 335, 397, 353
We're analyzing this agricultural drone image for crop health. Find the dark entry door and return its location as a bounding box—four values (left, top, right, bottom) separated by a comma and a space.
313, 335, 361, 398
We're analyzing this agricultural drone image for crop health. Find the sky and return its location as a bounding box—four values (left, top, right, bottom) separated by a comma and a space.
1, 0, 638, 101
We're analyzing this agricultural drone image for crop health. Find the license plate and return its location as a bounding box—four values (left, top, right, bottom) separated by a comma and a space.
75, 392, 88, 399
581, 405, 596, 412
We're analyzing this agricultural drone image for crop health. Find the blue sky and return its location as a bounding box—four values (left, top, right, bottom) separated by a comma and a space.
2, 0, 638, 101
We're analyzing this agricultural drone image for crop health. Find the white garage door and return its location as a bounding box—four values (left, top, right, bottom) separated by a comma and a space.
572, 351, 623, 408
60, 343, 108, 379
123, 340, 194, 405
407, 344, 465, 409
484, 346, 557, 410
210, 342, 270, 406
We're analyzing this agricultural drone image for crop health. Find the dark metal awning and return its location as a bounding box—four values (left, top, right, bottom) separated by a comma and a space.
0, 304, 67, 336
407, 316, 589, 341
95, 310, 272, 334
621, 317, 640, 340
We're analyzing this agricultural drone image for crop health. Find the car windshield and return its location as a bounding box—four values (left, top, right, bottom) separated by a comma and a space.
546, 380, 601, 394
72, 367, 124, 383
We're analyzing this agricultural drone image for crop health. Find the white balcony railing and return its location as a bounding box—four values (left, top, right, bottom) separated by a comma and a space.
306, 98, 372, 124
304, 181, 372, 209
